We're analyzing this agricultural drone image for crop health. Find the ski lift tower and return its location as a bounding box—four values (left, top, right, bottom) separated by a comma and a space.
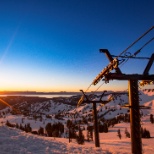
77, 90, 114, 147
92, 48, 154, 154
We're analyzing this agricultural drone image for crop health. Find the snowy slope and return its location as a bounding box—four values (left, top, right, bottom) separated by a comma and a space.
0, 90, 154, 131
0, 115, 154, 154
0, 90, 154, 153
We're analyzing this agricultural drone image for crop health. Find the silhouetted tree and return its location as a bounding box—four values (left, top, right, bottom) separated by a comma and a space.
16, 123, 19, 129
117, 129, 122, 139
141, 127, 151, 138
19, 124, 24, 131
125, 128, 130, 138
6, 120, 15, 128
76, 128, 84, 144
25, 123, 32, 133
87, 126, 93, 141
52, 130, 59, 138
150, 114, 154, 124
45, 123, 53, 137
103, 123, 108, 133
38, 127, 44, 135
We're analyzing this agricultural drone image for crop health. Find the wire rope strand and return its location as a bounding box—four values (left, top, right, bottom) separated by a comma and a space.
117, 26, 154, 59
118, 36, 154, 68
85, 26, 154, 94
93, 82, 105, 93
85, 83, 92, 92
138, 37, 154, 51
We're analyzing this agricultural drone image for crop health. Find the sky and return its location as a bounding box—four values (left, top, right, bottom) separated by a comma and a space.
0, 0, 154, 92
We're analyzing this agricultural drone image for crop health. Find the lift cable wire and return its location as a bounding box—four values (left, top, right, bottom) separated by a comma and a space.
92, 26, 154, 87
113, 37, 154, 68
133, 37, 154, 56
92, 82, 105, 93
116, 26, 154, 59
112, 55, 150, 60
90, 36, 154, 93
106, 27, 154, 71
85, 81, 105, 94
78, 27, 154, 152
85, 83, 92, 92
83, 26, 154, 94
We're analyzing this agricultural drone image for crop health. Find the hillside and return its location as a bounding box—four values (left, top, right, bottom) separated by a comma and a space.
0, 90, 154, 129
0, 89, 154, 153
0, 114, 154, 153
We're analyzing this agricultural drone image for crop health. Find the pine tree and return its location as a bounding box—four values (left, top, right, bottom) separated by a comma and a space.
27, 123, 32, 132
76, 128, 84, 144
6, 120, 10, 126
141, 127, 144, 138
104, 123, 108, 133
45, 123, 53, 137
24, 124, 27, 132
19, 124, 24, 131
99, 124, 104, 133
146, 130, 151, 138
87, 126, 93, 141
150, 114, 154, 124
52, 130, 59, 138
125, 128, 130, 138
16, 123, 19, 129
141, 128, 151, 138
38, 127, 44, 135
66, 120, 72, 128
58, 122, 64, 134
117, 129, 122, 139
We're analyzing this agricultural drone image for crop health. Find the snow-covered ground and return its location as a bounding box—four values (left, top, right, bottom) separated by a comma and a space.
0, 115, 154, 154
0, 90, 154, 153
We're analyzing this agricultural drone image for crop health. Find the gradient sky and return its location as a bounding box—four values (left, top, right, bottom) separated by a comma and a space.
0, 0, 154, 92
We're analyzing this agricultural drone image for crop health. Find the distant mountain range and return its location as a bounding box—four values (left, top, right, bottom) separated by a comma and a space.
0, 89, 154, 119
0, 91, 80, 95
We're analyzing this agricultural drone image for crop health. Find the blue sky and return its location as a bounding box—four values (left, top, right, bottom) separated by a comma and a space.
0, 0, 153, 92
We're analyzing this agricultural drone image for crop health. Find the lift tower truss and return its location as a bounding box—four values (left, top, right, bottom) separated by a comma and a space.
78, 90, 114, 147
92, 49, 154, 154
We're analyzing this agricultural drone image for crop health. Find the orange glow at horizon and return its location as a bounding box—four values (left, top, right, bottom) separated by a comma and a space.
0, 98, 12, 108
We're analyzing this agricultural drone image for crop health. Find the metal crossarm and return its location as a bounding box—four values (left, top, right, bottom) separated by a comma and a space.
77, 90, 114, 106
77, 90, 115, 147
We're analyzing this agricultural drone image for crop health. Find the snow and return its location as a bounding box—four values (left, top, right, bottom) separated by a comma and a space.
0, 115, 154, 154
0, 90, 154, 153
0, 125, 105, 154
